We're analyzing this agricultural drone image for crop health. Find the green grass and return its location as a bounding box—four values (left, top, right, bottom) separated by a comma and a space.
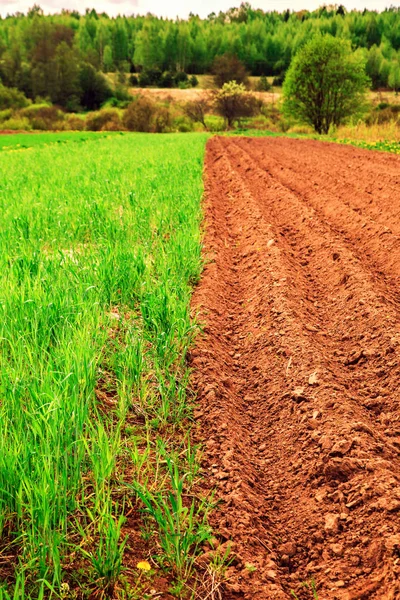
0, 132, 210, 598
0, 131, 121, 152
333, 138, 400, 154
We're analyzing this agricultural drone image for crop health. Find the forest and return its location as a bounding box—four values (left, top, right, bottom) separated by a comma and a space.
0, 3, 399, 110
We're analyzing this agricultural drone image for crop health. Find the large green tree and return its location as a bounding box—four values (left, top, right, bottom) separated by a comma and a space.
282, 34, 369, 134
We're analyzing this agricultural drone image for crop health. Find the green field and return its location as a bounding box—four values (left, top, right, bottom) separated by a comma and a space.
0, 132, 121, 152
0, 132, 210, 598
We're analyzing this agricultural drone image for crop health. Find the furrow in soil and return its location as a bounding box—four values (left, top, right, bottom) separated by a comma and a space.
191, 136, 400, 600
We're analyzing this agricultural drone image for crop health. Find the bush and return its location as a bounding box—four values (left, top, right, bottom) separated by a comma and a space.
160, 71, 175, 88
21, 105, 65, 129
64, 114, 85, 131
129, 74, 139, 87
256, 75, 272, 92
175, 72, 188, 84
113, 86, 132, 102
153, 106, 172, 132
0, 108, 12, 122
1, 116, 31, 131
86, 108, 122, 131
189, 75, 199, 88
366, 105, 400, 125
213, 81, 260, 128
138, 68, 162, 87
0, 85, 30, 110
212, 54, 249, 88
173, 115, 194, 132
122, 96, 155, 131
183, 97, 210, 130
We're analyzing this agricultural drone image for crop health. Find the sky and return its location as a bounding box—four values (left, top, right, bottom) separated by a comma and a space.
0, 0, 397, 19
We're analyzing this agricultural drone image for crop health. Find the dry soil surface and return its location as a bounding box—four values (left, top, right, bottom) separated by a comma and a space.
190, 136, 400, 599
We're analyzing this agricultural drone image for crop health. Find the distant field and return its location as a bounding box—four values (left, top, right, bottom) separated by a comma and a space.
0, 131, 120, 151
0, 132, 209, 598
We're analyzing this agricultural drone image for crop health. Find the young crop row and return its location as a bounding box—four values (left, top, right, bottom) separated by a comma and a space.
0, 133, 212, 598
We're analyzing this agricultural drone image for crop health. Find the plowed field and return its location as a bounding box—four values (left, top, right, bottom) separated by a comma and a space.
191, 136, 400, 599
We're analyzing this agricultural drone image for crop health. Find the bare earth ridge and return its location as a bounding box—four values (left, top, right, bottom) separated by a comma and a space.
190, 136, 400, 599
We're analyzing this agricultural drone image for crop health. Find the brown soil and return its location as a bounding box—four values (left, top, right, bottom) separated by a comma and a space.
190, 136, 400, 599
129, 87, 281, 104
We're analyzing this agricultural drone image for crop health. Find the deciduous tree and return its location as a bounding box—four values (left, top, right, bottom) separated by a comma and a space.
282, 35, 369, 134
213, 81, 259, 128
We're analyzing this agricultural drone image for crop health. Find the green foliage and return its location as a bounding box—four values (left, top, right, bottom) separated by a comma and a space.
0, 116, 31, 130
121, 96, 172, 133
283, 35, 369, 134
212, 53, 249, 88
79, 63, 112, 110
388, 61, 400, 93
0, 7, 400, 111
137, 69, 192, 89
214, 81, 260, 128
184, 97, 210, 130
0, 85, 30, 110
20, 105, 64, 130
366, 103, 400, 124
256, 75, 272, 91
85, 108, 122, 131
122, 96, 155, 131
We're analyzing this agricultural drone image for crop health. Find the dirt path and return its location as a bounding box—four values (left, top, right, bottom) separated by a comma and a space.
190, 136, 400, 599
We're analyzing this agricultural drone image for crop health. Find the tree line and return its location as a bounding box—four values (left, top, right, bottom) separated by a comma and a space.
0, 3, 399, 110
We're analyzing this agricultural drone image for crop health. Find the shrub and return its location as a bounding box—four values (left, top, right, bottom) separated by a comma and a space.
173, 115, 194, 132
65, 114, 85, 130
183, 97, 210, 130
86, 109, 122, 131
175, 72, 189, 84
138, 68, 162, 87
0, 108, 12, 122
256, 75, 272, 92
0, 85, 30, 110
212, 54, 249, 88
114, 86, 132, 102
213, 81, 260, 128
366, 105, 400, 125
1, 116, 31, 131
160, 71, 175, 88
189, 75, 199, 88
122, 96, 155, 131
129, 74, 138, 87
20, 105, 65, 130
153, 106, 172, 133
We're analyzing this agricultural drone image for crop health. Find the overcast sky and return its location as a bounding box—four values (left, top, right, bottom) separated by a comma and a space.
0, 0, 397, 19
